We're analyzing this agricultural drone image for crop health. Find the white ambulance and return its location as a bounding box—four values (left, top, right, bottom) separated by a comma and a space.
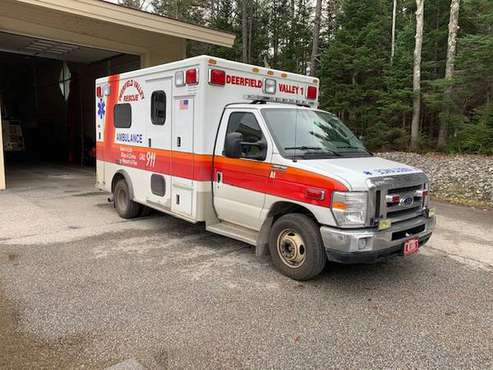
95, 55, 435, 280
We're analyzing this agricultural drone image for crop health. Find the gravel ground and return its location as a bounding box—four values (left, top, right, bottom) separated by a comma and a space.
378, 152, 493, 208
0, 165, 492, 369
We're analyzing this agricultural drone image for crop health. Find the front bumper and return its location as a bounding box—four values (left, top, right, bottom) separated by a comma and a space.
320, 215, 436, 264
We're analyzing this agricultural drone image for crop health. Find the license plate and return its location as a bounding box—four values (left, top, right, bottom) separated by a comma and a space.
403, 238, 419, 256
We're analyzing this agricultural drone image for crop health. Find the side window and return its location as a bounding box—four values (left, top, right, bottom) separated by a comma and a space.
114, 103, 131, 128
226, 112, 265, 159
151, 91, 166, 125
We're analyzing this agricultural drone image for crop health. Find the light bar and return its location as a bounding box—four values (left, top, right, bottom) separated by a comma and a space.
243, 94, 316, 107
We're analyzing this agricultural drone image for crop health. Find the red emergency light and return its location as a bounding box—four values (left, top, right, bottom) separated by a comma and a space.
209, 69, 226, 86
386, 194, 400, 204
96, 86, 103, 98
306, 86, 318, 100
186, 68, 198, 85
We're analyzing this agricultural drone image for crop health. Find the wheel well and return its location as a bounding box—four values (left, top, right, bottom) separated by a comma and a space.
268, 202, 318, 223
256, 201, 320, 257
111, 173, 125, 194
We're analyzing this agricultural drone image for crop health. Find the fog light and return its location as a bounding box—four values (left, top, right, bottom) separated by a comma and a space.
378, 219, 392, 230
358, 238, 369, 250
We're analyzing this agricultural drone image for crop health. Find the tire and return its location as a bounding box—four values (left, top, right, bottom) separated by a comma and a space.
269, 213, 326, 281
139, 206, 153, 217
113, 178, 142, 219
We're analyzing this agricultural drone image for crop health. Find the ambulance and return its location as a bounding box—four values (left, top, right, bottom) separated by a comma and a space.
95, 56, 435, 280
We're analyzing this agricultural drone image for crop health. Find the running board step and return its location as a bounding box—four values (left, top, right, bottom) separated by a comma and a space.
206, 221, 258, 246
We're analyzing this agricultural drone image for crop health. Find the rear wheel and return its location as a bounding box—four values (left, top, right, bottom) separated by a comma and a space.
114, 178, 141, 219
269, 213, 326, 280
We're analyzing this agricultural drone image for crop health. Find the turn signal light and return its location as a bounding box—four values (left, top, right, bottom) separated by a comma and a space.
209, 69, 226, 86
186, 68, 198, 85
304, 188, 326, 201
306, 86, 318, 100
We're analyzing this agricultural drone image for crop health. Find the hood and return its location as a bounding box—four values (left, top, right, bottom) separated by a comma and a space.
293, 155, 423, 191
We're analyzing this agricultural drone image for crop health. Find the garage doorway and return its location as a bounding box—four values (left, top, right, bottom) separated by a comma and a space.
0, 32, 140, 188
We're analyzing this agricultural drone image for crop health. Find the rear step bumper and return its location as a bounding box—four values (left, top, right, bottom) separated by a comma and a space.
320, 215, 435, 264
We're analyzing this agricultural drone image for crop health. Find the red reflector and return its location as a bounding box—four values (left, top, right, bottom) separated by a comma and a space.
422, 190, 429, 197
209, 69, 226, 86
304, 188, 326, 201
307, 86, 318, 100
186, 68, 198, 85
96, 86, 102, 98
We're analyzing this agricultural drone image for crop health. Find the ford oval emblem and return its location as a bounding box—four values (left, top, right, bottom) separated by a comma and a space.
400, 195, 414, 207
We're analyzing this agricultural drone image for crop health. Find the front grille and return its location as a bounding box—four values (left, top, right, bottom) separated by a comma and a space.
388, 184, 422, 194
369, 173, 427, 225
387, 205, 422, 220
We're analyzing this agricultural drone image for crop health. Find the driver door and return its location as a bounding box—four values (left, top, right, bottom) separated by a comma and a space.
213, 110, 272, 230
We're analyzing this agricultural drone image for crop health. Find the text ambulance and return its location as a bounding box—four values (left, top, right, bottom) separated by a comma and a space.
96, 56, 435, 280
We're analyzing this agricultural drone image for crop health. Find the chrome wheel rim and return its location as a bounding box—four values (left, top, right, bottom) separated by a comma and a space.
277, 229, 306, 268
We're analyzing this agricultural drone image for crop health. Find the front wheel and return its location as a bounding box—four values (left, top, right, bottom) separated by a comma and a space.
269, 213, 326, 281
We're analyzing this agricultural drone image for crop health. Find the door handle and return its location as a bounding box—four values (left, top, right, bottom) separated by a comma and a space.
148, 138, 152, 147
177, 137, 181, 147
216, 171, 223, 183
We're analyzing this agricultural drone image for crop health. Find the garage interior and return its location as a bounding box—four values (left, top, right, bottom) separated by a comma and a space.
0, 0, 235, 190
0, 32, 140, 177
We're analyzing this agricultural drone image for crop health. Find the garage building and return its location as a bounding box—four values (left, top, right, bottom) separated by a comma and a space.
0, 0, 234, 190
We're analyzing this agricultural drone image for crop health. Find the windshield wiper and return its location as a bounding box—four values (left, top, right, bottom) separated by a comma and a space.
336, 146, 373, 156
285, 146, 324, 151
284, 146, 341, 157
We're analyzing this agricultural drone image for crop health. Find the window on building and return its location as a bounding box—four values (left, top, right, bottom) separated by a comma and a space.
114, 103, 132, 128
151, 91, 166, 125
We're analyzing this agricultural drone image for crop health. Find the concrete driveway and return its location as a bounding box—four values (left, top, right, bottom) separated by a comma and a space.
1, 165, 492, 369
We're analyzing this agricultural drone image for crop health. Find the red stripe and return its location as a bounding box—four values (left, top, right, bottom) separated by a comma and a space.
97, 142, 347, 207
214, 156, 347, 207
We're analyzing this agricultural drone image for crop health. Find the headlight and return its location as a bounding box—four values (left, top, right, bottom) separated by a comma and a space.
331, 191, 368, 227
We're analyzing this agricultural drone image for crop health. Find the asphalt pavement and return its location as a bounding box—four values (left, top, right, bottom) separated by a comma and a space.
0, 165, 492, 369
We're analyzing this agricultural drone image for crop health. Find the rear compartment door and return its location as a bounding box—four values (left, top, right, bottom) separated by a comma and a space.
171, 96, 195, 217
145, 77, 172, 207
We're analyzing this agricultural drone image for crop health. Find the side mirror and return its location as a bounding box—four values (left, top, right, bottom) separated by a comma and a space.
224, 132, 243, 158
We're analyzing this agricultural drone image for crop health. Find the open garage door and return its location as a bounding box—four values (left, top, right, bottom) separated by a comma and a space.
0, 32, 140, 189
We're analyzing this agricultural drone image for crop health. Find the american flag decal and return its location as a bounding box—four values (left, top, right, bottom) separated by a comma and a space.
179, 99, 189, 110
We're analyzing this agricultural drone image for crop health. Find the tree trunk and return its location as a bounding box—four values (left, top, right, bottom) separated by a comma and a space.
242, 0, 248, 63
248, 1, 255, 63
437, 0, 460, 149
391, 0, 397, 64
310, 0, 323, 76
410, 0, 424, 151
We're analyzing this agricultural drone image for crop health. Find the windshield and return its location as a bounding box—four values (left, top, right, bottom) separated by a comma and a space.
261, 108, 370, 159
